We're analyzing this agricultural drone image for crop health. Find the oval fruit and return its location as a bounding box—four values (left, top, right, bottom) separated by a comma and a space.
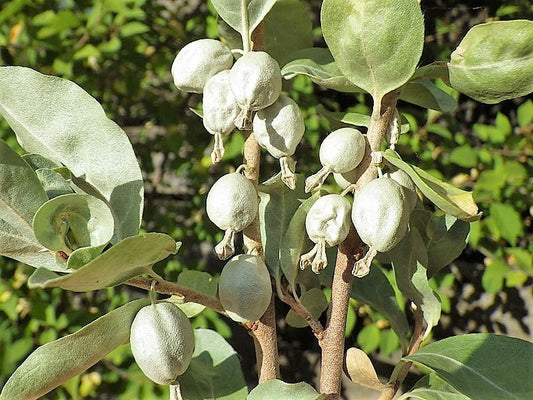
319, 127, 366, 173
351, 177, 411, 252
218, 254, 272, 323
206, 172, 258, 233
130, 302, 195, 385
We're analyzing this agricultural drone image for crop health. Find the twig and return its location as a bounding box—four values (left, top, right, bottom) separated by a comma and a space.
124, 276, 224, 313
279, 284, 325, 338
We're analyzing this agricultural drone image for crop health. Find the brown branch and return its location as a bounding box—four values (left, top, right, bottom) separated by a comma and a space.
318, 91, 400, 399
124, 276, 224, 313
319, 225, 362, 399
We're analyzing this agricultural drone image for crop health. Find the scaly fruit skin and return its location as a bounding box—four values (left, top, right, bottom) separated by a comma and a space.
206, 172, 258, 232
319, 127, 366, 173
203, 70, 240, 137
252, 94, 305, 159
218, 254, 272, 323
229, 51, 282, 113
306, 194, 352, 247
130, 302, 195, 385
171, 39, 233, 93
351, 177, 410, 252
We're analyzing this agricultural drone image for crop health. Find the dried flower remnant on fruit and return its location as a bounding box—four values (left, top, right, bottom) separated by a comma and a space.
130, 302, 194, 385
171, 39, 233, 93
229, 51, 282, 129
218, 254, 272, 322
305, 128, 366, 193
206, 170, 258, 260
300, 194, 352, 273
202, 70, 241, 163
351, 177, 411, 277
253, 94, 305, 189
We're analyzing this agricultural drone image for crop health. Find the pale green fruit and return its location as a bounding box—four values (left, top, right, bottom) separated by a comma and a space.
229, 51, 282, 128
206, 172, 258, 259
130, 302, 195, 385
203, 70, 241, 163
219, 254, 272, 323
252, 94, 305, 159
206, 172, 258, 233
351, 177, 411, 252
386, 169, 418, 211
306, 194, 351, 247
305, 128, 366, 193
171, 39, 233, 93
334, 167, 362, 190
319, 128, 365, 173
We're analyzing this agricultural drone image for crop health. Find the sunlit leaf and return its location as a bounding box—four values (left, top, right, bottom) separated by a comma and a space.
0, 66, 144, 243
405, 334, 533, 400
398, 374, 471, 400
27, 233, 177, 291
383, 150, 481, 222
0, 299, 150, 400
321, 0, 424, 105
448, 20, 533, 104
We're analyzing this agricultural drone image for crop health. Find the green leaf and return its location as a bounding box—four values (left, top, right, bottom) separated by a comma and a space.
35, 169, 73, 199
248, 379, 323, 400
357, 324, 381, 353
505, 248, 533, 272
405, 333, 533, 400
179, 328, 248, 400
426, 214, 470, 276
517, 100, 533, 128
279, 191, 321, 289
281, 47, 363, 92
286, 288, 328, 328
351, 266, 410, 349
175, 270, 217, 317
263, 0, 313, 65
258, 174, 307, 284
485, 202, 524, 246
32, 194, 114, 255
412, 62, 450, 82
448, 145, 478, 168
0, 299, 150, 400
119, 21, 149, 37
383, 150, 481, 222
448, 20, 533, 103
400, 79, 457, 112
389, 228, 441, 338
211, 0, 276, 41
316, 104, 370, 127
22, 153, 61, 170
481, 258, 507, 294
398, 374, 471, 400
321, 0, 424, 104
0, 140, 65, 271
0, 66, 144, 243
27, 233, 177, 291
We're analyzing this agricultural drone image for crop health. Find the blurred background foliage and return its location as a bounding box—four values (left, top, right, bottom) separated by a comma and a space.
0, 0, 531, 398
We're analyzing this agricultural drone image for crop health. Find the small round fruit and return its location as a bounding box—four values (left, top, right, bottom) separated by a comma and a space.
252, 94, 305, 159
319, 128, 365, 173
219, 254, 272, 323
229, 51, 282, 128
130, 302, 195, 385
171, 39, 233, 93
206, 172, 258, 233
306, 194, 352, 247
351, 177, 411, 252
